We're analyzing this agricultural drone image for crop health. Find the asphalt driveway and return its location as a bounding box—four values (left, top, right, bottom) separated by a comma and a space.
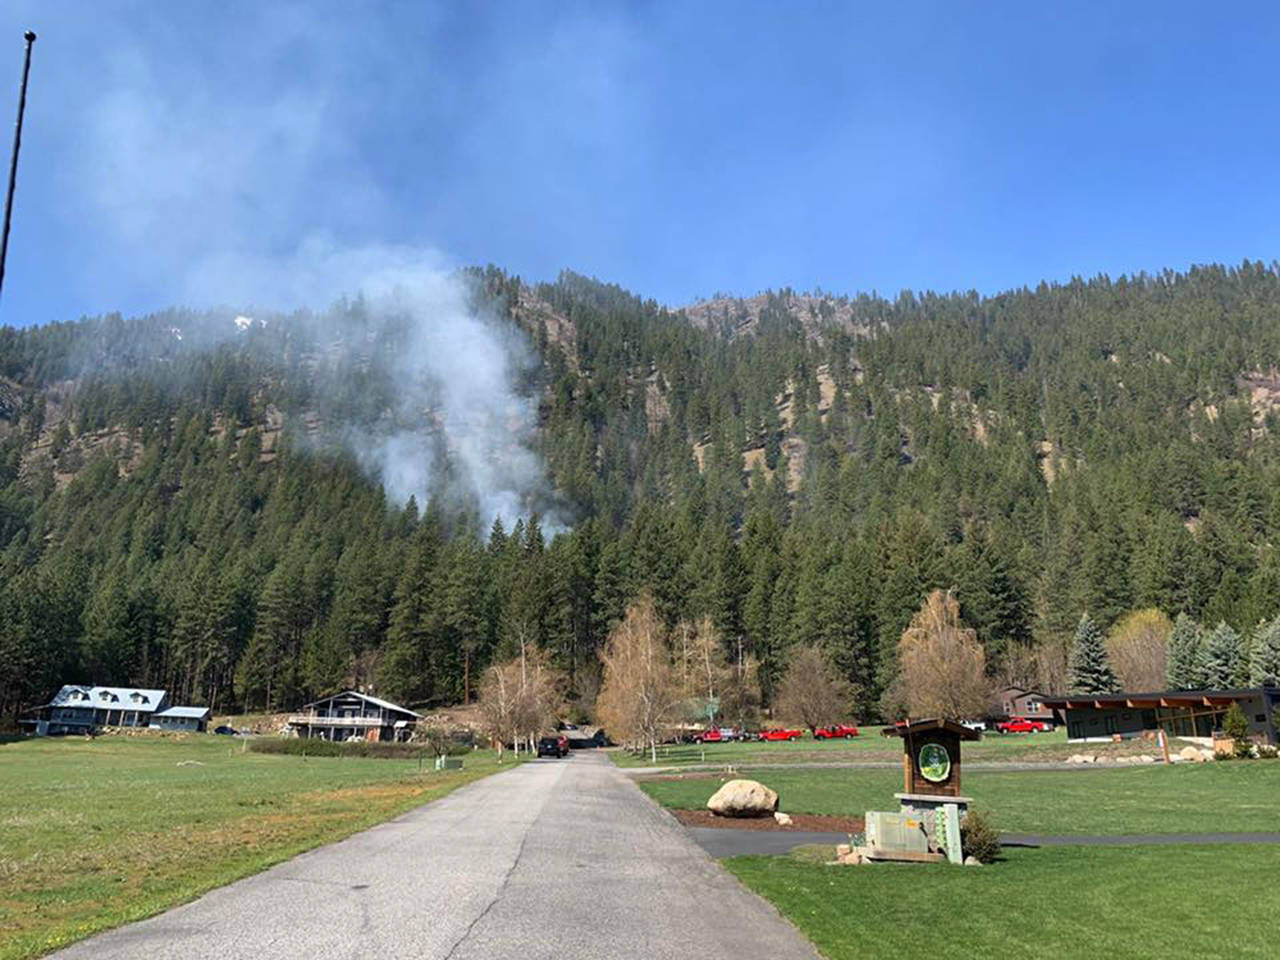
50, 751, 817, 960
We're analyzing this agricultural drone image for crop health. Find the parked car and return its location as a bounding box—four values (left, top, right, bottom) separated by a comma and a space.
213, 725, 239, 736
812, 724, 860, 739
960, 720, 986, 732
758, 727, 804, 742
995, 715, 1049, 734
690, 728, 723, 744
537, 735, 569, 757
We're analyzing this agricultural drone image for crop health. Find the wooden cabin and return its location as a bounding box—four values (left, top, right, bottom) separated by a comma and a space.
285, 690, 423, 743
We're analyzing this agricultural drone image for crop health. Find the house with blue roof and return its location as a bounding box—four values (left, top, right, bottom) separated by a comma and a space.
20, 685, 211, 735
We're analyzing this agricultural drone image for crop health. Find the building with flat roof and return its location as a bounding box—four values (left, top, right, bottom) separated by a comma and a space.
1043, 686, 1279, 744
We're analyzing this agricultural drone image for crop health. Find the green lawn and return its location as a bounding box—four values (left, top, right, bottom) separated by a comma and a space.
0, 734, 514, 960
639, 761, 1280, 835
611, 726, 1159, 768
728, 844, 1280, 960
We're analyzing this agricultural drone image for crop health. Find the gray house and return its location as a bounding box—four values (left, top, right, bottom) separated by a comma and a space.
150, 705, 212, 732
20, 685, 210, 736
21, 685, 169, 735
285, 691, 422, 742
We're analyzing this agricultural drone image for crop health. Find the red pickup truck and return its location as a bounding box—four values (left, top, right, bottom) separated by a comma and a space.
995, 716, 1049, 734
758, 727, 803, 742
813, 724, 860, 740
690, 728, 726, 744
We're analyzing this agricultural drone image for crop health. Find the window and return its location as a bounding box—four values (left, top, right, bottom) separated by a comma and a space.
1105, 716, 1118, 734
1257, 714, 1266, 723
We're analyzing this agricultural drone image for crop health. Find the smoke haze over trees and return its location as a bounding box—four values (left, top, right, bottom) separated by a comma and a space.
10, 262, 1280, 720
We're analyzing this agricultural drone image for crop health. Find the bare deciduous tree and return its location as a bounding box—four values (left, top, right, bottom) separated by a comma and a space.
773, 644, 856, 732
719, 650, 763, 731
477, 639, 564, 761
596, 595, 684, 762
1106, 608, 1171, 691
885, 589, 990, 721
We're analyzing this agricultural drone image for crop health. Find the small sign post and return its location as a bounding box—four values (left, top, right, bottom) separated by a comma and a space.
881, 718, 982, 863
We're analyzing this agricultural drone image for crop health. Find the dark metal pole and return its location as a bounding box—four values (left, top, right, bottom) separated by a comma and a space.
0, 30, 36, 301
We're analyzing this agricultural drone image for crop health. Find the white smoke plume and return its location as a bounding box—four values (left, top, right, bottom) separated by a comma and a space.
42, 9, 560, 526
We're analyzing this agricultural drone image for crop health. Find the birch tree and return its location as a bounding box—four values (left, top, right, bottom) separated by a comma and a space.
596, 595, 682, 763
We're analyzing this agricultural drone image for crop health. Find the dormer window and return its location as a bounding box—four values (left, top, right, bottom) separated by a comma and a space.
131, 692, 147, 704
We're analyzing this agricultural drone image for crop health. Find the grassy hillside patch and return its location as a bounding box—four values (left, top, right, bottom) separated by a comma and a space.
728, 845, 1280, 960
0, 735, 512, 959
639, 761, 1280, 835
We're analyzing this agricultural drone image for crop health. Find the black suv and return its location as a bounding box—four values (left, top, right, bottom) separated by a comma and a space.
537, 735, 568, 758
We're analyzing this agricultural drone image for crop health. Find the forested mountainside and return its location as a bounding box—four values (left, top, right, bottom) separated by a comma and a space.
5, 261, 1280, 722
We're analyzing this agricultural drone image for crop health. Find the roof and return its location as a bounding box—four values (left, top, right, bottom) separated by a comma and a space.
46, 685, 168, 712
881, 718, 983, 741
154, 705, 211, 720
299, 690, 423, 719
1043, 687, 1273, 709
998, 685, 1047, 698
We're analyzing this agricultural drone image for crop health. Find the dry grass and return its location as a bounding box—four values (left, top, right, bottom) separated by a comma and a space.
0, 736, 510, 959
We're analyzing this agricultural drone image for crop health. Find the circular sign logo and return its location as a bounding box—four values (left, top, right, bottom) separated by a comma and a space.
918, 743, 951, 783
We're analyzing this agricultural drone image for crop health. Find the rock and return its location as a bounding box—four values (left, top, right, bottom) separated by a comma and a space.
835, 843, 852, 858
1067, 753, 1096, 764
964, 856, 983, 867
1178, 745, 1202, 761
706, 779, 779, 818
773, 811, 793, 826
1200, 749, 1215, 763
838, 849, 864, 865
1138, 755, 1156, 763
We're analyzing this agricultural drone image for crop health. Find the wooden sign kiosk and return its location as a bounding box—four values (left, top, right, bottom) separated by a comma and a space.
882, 718, 981, 863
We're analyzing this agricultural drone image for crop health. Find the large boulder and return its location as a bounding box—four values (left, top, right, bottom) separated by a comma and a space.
706, 779, 779, 818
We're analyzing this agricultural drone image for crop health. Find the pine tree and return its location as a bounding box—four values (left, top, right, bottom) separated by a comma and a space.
1198, 621, 1242, 690
1068, 614, 1119, 694
1250, 616, 1280, 685
378, 515, 444, 703
1166, 613, 1202, 690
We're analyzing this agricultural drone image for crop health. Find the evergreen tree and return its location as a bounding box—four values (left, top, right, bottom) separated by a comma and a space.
1250, 616, 1280, 685
1165, 613, 1202, 690
1198, 621, 1242, 690
1068, 614, 1119, 694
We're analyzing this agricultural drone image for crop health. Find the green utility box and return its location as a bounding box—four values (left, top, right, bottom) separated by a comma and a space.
865, 811, 929, 854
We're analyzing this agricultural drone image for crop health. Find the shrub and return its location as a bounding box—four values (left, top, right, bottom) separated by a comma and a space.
1222, 702, 1252, 758
247, 738, 467, 760
960, 809, 1001, 864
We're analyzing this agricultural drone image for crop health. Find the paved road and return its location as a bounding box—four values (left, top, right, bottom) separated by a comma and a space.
52, 752, 817, 960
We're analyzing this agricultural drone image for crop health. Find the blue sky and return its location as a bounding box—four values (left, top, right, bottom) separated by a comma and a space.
0, 2, 1278, 326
